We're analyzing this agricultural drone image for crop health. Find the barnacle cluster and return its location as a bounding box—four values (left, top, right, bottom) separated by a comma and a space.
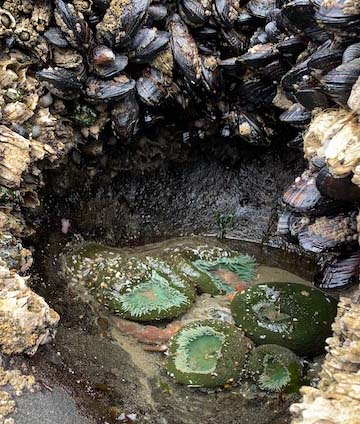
0, 263, 59, 356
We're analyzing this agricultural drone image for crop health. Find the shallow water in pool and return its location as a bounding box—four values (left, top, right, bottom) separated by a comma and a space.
31, 235, 325, 424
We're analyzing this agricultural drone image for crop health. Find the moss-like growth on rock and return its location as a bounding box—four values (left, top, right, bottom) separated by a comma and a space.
167, 320, 253, 387
230, 282, 338, 356
247, 344, 303, 393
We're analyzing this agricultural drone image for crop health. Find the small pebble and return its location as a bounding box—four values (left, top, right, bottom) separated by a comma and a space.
39, 92, 53, 108
31, 125, 41, 138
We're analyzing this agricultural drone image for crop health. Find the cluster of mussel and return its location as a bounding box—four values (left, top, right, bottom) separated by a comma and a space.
0, 0, 281, 147
1, 0, 359, 149
278, 90, 360, 291
65, 241, 338, 389
263, 0, 360, 292
276, 5, 360, 291
0, 0, 359, 211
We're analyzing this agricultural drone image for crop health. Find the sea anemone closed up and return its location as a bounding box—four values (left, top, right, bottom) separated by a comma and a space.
230, 283, 338, 356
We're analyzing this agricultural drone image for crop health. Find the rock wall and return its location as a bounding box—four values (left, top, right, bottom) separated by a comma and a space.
291, 297, 360, 424
0, 264, 59, 356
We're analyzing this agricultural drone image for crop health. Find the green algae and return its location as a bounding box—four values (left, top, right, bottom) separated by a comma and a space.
167, 320, 253, 387
247, 344, 303, 393
230, 283, 338, 356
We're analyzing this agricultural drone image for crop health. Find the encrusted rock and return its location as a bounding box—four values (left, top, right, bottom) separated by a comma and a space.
0, 355, 36, 422
348, 76, 360, 113
303, 109, 348, 160
324, 118, 360, 179
303, 109, 360, 186
0, 264, 59, 355
291, 297, 360, 424
0, 125, 30, 188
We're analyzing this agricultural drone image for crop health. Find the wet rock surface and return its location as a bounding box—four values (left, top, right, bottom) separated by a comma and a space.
10, 386, 95, 424
36, 150, 305, 247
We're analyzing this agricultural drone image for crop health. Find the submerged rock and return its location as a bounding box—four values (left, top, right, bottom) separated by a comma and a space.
0, 264, 59, 355
166, 320, 253, 388
179, 293, 234, 325
230, 283, 338, 356
64, 241, 256, 321
247, 344, 303, 393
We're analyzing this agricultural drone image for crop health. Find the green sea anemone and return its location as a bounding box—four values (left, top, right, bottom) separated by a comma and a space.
105, 270, 194, 321
191, 255, 257, 295
64, 241, 256, 321
230, 282, 338, 356
65, 244, 196, 321
158, 251, 216, 291
154, 245, 256, 295
247, 344, 303, 393
167, 320, 253, 387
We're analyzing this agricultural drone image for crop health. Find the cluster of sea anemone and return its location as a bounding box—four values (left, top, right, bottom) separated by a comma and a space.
64, 240, 338, 391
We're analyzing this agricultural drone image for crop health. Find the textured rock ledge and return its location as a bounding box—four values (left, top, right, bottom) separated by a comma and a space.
291, 296, 360, 424
0, 264, 59, 356
287, 75, 360, 423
